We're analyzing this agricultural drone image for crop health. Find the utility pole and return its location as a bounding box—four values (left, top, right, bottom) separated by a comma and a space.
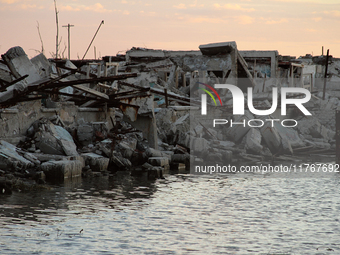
62, 23, 74, 59
322, 49, 330, 100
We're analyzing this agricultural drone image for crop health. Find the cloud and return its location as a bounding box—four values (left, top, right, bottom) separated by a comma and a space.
187, 16, 227, 23
190, 0, 198, 7
312, 17, 322, 21
324, 10, 340, 17
60, 5, 81, 11
264, 18, 288, 24
173, 3, 186, 9
19, 4, 43, 9
60, 3, 112, 13
0, 0, 19, 3
214, 3, 255, 12
0, 1, 44, 10
307, 28, 317, 32
84, 3, 112, 13
121, 0, 137, 5
237, 15, 254, 24
140, 11, 156, 16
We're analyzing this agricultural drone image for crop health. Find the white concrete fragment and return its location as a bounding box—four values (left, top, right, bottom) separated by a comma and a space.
41, 159, 84, 182
274, 122, 305, 148
82, 153, 109, 171
190, 137, 209, 153
0, 140, 34, 169
148, 157, 169, 166
217, 140, 235, 148
227, 115, 251, 142
49, 123, 78, 156
3, 46, 41, 84
260, 122, 281, 153
245, 128, 263, 153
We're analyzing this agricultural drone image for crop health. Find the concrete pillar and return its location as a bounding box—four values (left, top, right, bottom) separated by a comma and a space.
175, 69, 179, 89
182, 72, 186, 87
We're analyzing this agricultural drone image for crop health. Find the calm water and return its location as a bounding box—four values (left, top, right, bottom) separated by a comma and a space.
1, 171, 340, 255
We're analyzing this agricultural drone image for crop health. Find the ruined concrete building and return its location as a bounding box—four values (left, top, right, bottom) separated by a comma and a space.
0, 41, 338, 189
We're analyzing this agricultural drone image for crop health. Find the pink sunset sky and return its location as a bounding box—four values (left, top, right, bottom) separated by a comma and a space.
1, 0, 340, 59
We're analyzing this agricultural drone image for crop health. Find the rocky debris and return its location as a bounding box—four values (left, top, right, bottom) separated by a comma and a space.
41, 157, 84, 183
245, 128, 263, 154
81, 153, 109, 172
28, 118, 78, 156
0, 140, 37, 170
1, 42, 340, 189
297, 117, 335, 141
109, 151, 132, 171
148, 157, 169, 167
227, 115, 253, 143
77, 123, 94, 146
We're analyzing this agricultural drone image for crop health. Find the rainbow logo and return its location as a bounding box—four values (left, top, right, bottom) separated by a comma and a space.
198, 82, 223, 106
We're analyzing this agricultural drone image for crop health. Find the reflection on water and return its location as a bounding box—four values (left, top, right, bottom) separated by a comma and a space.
1, 171, 340, 254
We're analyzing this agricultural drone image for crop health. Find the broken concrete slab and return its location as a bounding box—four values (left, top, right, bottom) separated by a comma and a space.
245, 128, 263, 154
77, 124, 94, 146
31, 153, 69, 162
23, 152, 40, 165
147, 166, 165, 180
82, 153, 109, 172
30, 53, 51, 79
98, 140, 112, 158
260, 122, 281, 153
118, 142, 135, 160
175, 132, 191, 149
41, 158, 84, 183
199, 41, 237, 56
0, 140, 35, 170
305, 140, 331, 149
65, 59, 77, 70
0, 81, 27, 103
126, 48, 166, 62
50, 124, 78, 156
171, 113, 190, 135
145, 59, 174, 70
0, 61, 12, 83
144, 147, 171, 162
190, 137, 209, 153
33, 120, 78, 156
226, 115, 251, 142
119, 137, 137, 151
273, 122, 305, 148
297, 117, 333, 140
215, 140, 235, 149
148, 157, 169, 167
155, 108, 177, 142
35, 131, 64, 155
2, 46, 42, 84
109, 152, 132, 170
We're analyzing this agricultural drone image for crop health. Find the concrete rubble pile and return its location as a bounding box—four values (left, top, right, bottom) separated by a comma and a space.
0, 41, 338, 191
